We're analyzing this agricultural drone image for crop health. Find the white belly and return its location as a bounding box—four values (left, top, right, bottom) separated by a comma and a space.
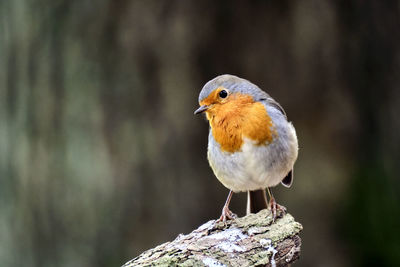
207, 122, 298, 192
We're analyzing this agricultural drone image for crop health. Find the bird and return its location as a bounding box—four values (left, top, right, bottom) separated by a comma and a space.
194, 74, 298, 222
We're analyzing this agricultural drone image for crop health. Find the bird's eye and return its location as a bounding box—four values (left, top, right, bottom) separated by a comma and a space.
219, 90, 228, 99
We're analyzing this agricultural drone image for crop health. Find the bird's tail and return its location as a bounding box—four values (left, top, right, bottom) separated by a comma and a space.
246, 189, 269, 214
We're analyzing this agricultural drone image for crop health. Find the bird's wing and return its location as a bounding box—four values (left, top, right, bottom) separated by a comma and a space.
259, 96, 287, 119
266, 97, 287, 119
260, 96, 293, 188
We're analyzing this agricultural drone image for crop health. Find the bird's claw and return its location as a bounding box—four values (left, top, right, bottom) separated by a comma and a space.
217, 205, 237, 223
269, 196, 286, 222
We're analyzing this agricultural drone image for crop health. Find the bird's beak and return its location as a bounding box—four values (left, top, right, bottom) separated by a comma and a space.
194, 105, 209, 115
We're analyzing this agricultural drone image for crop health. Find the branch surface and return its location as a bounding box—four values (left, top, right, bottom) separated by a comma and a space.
122, 209, 302, 266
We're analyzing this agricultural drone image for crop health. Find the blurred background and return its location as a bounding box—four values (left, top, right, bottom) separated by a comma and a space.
1, 0, 399, 266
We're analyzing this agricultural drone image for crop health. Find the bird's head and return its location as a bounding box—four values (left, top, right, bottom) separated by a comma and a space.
194, 74, 269, 119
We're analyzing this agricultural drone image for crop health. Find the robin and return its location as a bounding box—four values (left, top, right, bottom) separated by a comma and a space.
194, 74, 298, 222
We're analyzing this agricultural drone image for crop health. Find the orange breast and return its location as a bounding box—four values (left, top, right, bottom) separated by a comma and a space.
205, 93, 276, 153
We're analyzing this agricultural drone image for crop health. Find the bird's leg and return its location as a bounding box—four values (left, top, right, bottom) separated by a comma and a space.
217, 190, 237, 222
267, 188, 286, 221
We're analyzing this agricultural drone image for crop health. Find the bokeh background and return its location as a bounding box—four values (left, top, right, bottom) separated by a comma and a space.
1, 1, 399, 266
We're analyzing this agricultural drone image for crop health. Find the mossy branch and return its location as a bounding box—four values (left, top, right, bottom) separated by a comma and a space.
122, 210, 303, 267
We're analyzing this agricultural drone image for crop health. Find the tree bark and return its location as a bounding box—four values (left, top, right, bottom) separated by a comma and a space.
122, 209, 302, 266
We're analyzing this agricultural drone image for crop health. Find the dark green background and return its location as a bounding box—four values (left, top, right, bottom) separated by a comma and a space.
1, 1, 399, 266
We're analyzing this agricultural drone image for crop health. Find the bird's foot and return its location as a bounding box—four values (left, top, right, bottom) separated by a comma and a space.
217, 205, 237, 223
269, 196, 286, 222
